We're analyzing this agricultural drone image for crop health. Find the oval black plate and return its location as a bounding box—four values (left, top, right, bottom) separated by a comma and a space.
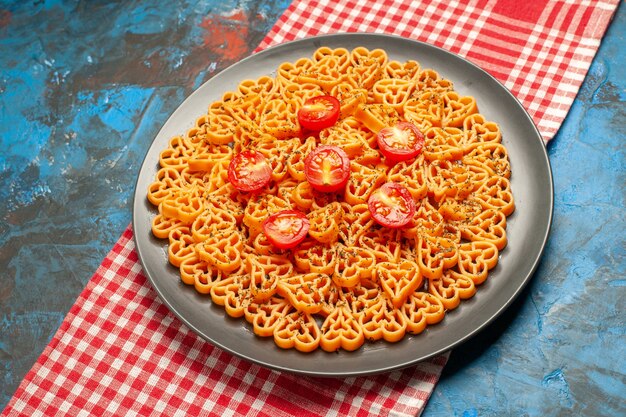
132, 33, 553, 377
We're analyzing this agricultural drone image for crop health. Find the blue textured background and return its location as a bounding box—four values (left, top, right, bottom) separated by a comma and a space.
0, 1, 624, 415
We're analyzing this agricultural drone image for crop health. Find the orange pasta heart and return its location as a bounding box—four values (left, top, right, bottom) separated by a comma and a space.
457, 241, 499, 285
320, 306, 364, 352
359, 297, 407, 343
401, 291, 445, 335
210, 274, 251, 318
376, 260, 423, 309
244, 296, 293, 337
196, 230, 245, 273
441, 91, 478, 127
384, 59, 421, 81
273, 311, 321, 353
179, 253, 227, 294
277, 273, 333, 314
429, 269, 477, 310
333, 245, 376, 288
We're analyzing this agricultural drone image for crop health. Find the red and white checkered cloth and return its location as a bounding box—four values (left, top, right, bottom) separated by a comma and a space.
259, 0, 619, 141
2, 1, 618, 416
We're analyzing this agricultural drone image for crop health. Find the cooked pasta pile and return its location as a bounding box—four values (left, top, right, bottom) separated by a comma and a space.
147, 46, 514, 352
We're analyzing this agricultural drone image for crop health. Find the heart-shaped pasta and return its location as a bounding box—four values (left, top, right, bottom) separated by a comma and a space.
247, 254, 293, 302
160, 184, 204, 224
329, 82, 368, 119
416, 233, 459, 280
286, 136, 317, 181
460, 209, 508, 250
422, 127, 464, 162
167, 226, 196, 267
151, 210, 185, 240
308, 202, 343, 244
320, 306, 364, 352
386, 156, 428, 201
206, 102, 237, 145
458, 241, 499, 285
359, 297, 407, 342
276, 57, 314, 87
402, 197, 444, 240
159, 136, 194, 171
358, 228, 402, 263
296, 63, 344, 92
429, 269, 477, 310
437, 197, 482, 223
237, 75, 279, 100
312, 46, 351, 72
320, 117, 370, 158
339, 278, 382, 320
282, 82, 324, 106
441, 91, 478, 127
346, 47, 387, 90
210, 274, 251, 318
376, 260, 423, 309
254, 137, 298, 183
147, 167, 184, 206
403, 92, 444, 128
414, 68, 454, 93
243, 194, 292, 238
333, 245, 376, 288
187, 141, 232, 172
277, 272, 333, 314
474, 176, 515, 216
179, 253, 228, 294
196, 230, 245, 273
462, 113, 502, 147
463, 142, 511, 179
426, 159, 485, 202
372, 78, 416, 113
273, 311, 321, 353
190, 207, 237, 243
293, 240, 337, 275
338, 202, 374, 246
384, 59, 421, 80
260, 98, 300, 139
344, 163, 386, 205
244, 296, 293, 337
223, 93, 264, 125
401, 291, 445, 335
354, 102, 400, 133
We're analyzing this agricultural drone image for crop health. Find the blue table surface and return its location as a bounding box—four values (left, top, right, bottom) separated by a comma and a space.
1, 1, 624, 415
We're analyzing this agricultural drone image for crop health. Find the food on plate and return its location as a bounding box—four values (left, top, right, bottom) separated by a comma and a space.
262, 210, 310, 250
376, 121, 425, 163
147, 46, 514, 352
304, 145, 351, 192
368, 182, 416, 228
228, 150, 272, 192
297, 95, 341, 130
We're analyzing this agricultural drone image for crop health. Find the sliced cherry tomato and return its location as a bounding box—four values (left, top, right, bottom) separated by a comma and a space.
227, 150, 272, 193
262, 210, 310, 249
298, 95, 340, 131
368, 182, 416, 228
376, 121, 425, 163
304, 145, 350, 193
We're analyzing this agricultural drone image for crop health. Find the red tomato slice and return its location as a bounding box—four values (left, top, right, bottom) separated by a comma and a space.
227, 150, 272, 193
376, 121, 425, 163
298, 95, 340, 131
262, 210, 310, 249
368, 182, 416, 228
304, 145, 350, 193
